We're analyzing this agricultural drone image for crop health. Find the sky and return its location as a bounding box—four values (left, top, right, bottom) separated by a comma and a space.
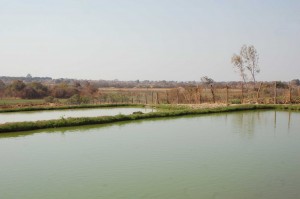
1, 0, 300, 81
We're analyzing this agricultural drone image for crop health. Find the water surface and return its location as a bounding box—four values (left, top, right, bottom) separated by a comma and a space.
0, 107, 153, 123
0, 110, 300, 199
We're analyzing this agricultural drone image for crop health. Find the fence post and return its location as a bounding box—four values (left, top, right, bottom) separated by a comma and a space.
241, 83, 244, 104
289, 82, 292, 104
274, 81, 277, 104
145, 93, 148, 104
210, 85, 215, 103
256, 82, 262, 104
151, 92, 154, 104
226, 85, 229, 105
166, 91, 169, 104
176, 89, 179, 104
199, 90, 201, 104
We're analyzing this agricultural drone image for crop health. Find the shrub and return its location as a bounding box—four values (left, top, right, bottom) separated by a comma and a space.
67, 94, 92, 105
44, 96, 59, 103
230, 99, 242, 104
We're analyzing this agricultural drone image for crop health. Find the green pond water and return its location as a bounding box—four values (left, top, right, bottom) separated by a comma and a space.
0, 110, 300, 199
0, 107, 154, 124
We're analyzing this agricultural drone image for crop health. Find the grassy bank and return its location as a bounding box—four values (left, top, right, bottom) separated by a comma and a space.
2, 104, 299, 133
0, 103, 145, 113
0, 99, 45, 105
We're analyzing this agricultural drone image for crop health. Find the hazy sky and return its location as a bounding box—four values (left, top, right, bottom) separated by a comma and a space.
1, 0, 300, 81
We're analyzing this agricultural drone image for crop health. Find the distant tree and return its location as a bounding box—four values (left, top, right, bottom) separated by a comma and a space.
80, 81, 97, 97
0, 80, 5, 90
51, 83, 79, 98
201, 76, 214, 86
291, 79, 300, 86
231, 54, 247, 83
26, 74, 32, 79
6, 80, 26, 98
11, 80, 26, 91
240, 45, 260, 84
25, 82, 49, 98
23, 87, 38, 99
73, 81, 81, 88
0, 80, 5, 99
201, 76, 215, 103
276, 81, 289, 89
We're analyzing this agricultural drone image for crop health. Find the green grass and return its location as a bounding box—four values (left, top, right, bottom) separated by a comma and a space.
0, 103, 145, 113
0, 99, 45, 105
2, 104, 299, 133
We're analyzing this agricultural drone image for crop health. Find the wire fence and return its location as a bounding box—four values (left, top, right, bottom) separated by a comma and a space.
94, 83, 300, 105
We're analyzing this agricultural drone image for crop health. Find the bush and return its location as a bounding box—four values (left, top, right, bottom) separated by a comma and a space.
67, 94, 92, 105
44, 96, 59, 103
230, 99, 242, 104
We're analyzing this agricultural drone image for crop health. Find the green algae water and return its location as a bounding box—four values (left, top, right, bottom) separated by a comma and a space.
0, 110, 300, 199
0, 107, 153, 124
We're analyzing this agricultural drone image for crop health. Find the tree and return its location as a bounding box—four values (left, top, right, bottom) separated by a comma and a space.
8, 80, 26, 98
232, 45, 260, 84
11, 80, 26, 91
0, 80, 5, 89
26, 74, 32, 79
201, 76, 215, 103
201, 76, 214, 86
0, 80, 5, 99
231, 54, 247, 83
240, 45, 260, 84
291, 79, 300, 86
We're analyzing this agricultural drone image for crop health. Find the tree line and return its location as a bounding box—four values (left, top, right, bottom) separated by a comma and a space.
0, 80, 97, 100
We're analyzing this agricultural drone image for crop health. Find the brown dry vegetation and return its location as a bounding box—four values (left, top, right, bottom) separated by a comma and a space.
1, 79, 300, 111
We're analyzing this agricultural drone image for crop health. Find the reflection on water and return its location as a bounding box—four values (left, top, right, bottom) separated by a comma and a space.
0, 110, 300, 199
228, 110, 297, 137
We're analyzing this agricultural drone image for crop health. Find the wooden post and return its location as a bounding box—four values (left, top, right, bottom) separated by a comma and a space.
145, 93, 148, 104
256, 82, 262, 104
210, 85, 215, 103
199, 91, 201, 104
274, 81, 277, 104
176, 89, 179, 104
151, 92, 154, 104
138, 94, 140, 104
241, 83, 244, 104
289, 82, 292, 104
156, 92, 159, 104
166, 91, 169, 104
226, 85, 229, 105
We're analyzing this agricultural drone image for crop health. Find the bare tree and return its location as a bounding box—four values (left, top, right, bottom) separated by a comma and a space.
240, 45, 260, 84
201, 76, 215, 103
201, 76, 214, 86
231, 54, 247, 83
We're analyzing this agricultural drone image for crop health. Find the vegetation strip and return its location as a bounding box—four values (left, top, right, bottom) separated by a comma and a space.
1, 104, 300, 133
0, 104, 144, 113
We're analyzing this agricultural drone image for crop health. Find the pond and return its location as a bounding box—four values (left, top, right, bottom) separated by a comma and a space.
0, 107, 154, 124
0, 110, 300, 199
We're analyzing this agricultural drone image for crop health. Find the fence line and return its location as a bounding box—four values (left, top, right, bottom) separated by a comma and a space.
94, 83, 300, 105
